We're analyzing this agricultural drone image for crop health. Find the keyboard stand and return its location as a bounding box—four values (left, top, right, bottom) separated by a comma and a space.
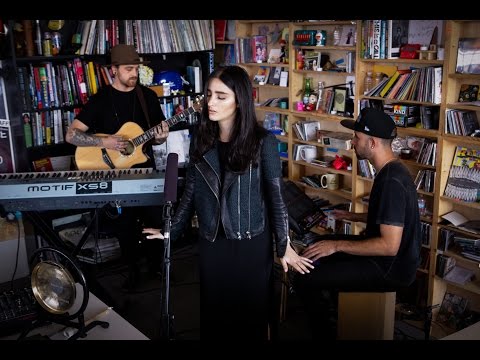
24, 211, 69, 250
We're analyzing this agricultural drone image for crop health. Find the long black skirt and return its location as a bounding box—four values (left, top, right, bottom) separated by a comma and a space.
198, 228, 274, 341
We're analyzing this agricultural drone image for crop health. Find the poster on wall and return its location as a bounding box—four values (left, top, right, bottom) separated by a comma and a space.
0, 62, 16, 173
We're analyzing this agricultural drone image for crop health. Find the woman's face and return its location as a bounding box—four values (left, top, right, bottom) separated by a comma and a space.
207, 78, 237, 125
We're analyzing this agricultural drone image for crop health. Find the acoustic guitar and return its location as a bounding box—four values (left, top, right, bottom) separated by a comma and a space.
75, 95, 203, 170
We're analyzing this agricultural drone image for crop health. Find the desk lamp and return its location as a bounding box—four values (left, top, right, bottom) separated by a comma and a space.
18, 247, 109, 340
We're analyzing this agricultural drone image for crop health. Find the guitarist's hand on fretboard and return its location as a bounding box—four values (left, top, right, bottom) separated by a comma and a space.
102, 135, 128, 152
153, 121, 169, 145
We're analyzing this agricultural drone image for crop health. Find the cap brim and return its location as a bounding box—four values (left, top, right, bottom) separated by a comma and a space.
340, 119, 356, 131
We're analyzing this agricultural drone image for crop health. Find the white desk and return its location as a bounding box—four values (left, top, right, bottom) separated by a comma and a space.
441, 321, 480, 340
2, 285, 149, 340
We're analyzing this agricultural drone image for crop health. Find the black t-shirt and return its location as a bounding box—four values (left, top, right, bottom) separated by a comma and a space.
76, 84, 166, 167
366, 160, 422, 284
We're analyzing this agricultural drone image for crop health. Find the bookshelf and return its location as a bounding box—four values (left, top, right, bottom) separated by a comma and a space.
229, 19, 480, 337
355, 20, 450, 325
5, 19, 215, 172
287, 21, 358, 235
235, 20, 290, 177
432, 20, 480, 337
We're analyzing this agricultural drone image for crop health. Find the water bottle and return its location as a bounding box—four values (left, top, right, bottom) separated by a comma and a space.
364, 71, 373, 94
418, 195, 426, 216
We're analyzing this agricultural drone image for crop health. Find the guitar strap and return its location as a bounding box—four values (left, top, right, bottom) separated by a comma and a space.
135, 85, 151, 128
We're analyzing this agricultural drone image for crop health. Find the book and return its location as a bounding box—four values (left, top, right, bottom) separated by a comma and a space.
213, 20, 227, 42
251, 35, 267, 63
441, 211, 480, 235
32, 157, 53, 172
279, 71, 288, 87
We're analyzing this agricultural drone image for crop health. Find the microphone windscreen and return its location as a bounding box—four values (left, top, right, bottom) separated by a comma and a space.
164, 153, 179, 203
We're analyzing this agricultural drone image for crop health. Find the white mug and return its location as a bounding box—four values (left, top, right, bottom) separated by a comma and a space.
321, 173, 339, 190
300, 146, 317, 163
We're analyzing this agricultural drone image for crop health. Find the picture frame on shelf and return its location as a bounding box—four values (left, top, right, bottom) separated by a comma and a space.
303, 51, 322, 71
339, 26, 355, 46
333, 87, 347, 114
388, 20, 409, 59
267, 66, 283, 85
456, 38, 480, 75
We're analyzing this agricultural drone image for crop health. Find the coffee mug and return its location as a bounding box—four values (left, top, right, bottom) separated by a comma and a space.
300, 146, 317, 163
321, 173, 339, 190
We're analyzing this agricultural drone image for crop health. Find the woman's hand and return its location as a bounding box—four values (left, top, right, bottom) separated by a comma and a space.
142, 228, 164, 239
280, 245, 314, 274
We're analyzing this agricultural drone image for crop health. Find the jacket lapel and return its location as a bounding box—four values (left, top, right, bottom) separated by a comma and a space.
199, 148, 221, 198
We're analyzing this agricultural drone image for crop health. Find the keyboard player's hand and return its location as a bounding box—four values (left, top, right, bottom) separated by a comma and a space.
143, 228, 164, 240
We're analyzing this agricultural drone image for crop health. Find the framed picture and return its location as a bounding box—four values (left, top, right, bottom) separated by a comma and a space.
456, 38, 480, 74
303, 51, 321, 71
339, 26, 355, 46
333, 87, 347, 113
388, 20, 409, 59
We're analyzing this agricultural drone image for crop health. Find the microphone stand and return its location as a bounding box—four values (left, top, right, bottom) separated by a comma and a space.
161, 200, 175, 340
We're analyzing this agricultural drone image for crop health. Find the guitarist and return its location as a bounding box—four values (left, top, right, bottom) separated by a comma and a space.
66, 44, 169, 290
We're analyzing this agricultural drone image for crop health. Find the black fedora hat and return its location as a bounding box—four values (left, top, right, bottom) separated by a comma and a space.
109, 44, 150, 66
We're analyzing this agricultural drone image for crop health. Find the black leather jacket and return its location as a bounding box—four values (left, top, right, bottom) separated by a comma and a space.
170, 133, 289, 257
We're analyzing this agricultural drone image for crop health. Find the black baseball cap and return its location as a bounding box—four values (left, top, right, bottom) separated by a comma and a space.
340, 108, 397, 139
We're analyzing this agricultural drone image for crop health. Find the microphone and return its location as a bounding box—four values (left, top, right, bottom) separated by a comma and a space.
164, 153, 178, 204
160, 152, 178, 340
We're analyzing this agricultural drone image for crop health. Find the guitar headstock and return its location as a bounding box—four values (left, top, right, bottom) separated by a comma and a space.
192, 95, 204, 112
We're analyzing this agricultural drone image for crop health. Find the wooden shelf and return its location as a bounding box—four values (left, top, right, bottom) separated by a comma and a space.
232, 19, 480, 324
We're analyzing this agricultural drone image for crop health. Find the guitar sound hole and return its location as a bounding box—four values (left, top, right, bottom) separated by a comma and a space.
122, 141, 135, 156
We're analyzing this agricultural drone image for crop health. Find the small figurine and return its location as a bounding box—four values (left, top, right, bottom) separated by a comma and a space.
279, 39, 287, 63
305, 94, 318, 111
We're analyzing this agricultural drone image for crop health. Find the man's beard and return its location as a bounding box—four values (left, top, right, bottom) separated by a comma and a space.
121, 77, 137, 87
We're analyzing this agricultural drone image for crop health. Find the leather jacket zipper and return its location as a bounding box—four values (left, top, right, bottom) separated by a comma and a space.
246, 162, 252, 240
196, 162, 221, 240
237, 175, 241, 240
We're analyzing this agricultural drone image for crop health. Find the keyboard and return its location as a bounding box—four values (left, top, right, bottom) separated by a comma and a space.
0, 287, 38, 336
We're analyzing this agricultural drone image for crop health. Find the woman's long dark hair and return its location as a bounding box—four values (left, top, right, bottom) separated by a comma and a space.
191, 65, 267, 172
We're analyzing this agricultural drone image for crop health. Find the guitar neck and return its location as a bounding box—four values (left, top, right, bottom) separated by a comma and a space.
132, 107, 197, 146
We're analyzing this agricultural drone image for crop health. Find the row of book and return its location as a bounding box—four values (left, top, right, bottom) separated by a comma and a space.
292, 120, 320, 141
159, 95, 201, 122
383, 104, 439, 130
401, 136, 437, 166
253, 66, 288, 86
17, 59, 111, 112
365, 66, 442, 104
445, 109, 480, 136
23, 109, 77, 148
357, 159, 375, 179
439, 222, 480, 262
361, 20, 444, 61
77, 20, 214, 56
234, 36, 268, 64
414, 169, 436, 193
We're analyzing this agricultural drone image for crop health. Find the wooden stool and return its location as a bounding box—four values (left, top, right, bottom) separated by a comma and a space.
337, 291, 396, 340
